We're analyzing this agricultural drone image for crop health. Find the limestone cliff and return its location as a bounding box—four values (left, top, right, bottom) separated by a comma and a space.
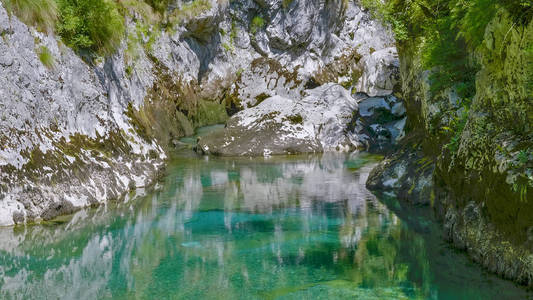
0, 0, 400, 225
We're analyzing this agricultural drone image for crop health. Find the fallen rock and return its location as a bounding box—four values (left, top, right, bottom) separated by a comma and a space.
348, 94, 406, 151
197, 84, 361, 156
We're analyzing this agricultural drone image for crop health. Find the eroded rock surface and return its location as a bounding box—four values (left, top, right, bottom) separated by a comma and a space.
196, 0, 402, 157
0, 0, 401, 224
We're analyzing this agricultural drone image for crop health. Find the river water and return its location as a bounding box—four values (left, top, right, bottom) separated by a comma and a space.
0, 127, 530, 299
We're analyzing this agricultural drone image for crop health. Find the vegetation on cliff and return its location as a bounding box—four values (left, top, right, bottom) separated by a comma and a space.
2, 0, 212, 58
364, 0, 533, 285
361, 0, 533, 96
56, 0, 124, 56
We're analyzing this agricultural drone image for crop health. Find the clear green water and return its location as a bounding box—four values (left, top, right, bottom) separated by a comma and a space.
0, 132, 530, 299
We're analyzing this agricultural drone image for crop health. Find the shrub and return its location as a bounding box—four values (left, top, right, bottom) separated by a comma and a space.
2, 0, 57, 33
143, 0, 170, 16
37, 45, 55, 68
455, 0, 498, 49
56, 0, 125, 57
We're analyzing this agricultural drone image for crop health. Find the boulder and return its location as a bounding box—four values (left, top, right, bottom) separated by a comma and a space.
197, 84, 360, 156
349, 94, 406, 151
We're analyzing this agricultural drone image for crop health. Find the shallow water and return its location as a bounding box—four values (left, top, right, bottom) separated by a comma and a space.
0, 137, 530, 299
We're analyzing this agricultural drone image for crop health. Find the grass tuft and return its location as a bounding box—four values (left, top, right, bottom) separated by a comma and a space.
37, 45, 55, 69
2, 0, 58, 33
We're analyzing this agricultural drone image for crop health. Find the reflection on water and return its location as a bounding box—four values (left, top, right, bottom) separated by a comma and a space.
0, 152, 530, 299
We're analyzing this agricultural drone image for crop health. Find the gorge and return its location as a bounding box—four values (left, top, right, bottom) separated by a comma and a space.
0, 0, 531, 298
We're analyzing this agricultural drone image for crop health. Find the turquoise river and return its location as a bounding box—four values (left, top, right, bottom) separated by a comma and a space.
0, 127, 530, 299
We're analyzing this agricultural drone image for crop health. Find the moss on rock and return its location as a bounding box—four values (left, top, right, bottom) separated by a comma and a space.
367, 3, 533, 288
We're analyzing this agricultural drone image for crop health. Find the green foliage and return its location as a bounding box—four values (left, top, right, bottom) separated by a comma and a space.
455, 0, 498, 49
445, 106, 469, 154
420, 24, 477, 98
250, 16, 265, 34
37, 45, 55, 68
359, 0, 409, 41
2, 0, 57, 33
56, 0, 125, 57
518, 150, 529, 164
143, 0, 170, 16
359, 0, 518, 97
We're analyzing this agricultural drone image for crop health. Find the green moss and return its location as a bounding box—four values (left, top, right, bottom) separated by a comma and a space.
250, 15, 265, 34
285, 114, 303, 125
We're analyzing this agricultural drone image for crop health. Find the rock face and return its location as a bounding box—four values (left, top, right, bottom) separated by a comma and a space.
355, 47, 400, 97
366, 7, 533, 287
0, 0, 401, 225
196, 0, 403, 156
0, 3, 166, 226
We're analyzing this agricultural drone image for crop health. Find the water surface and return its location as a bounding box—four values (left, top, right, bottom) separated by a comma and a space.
0, 140, 530, 299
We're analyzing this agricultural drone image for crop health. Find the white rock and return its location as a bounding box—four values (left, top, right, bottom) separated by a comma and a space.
356, 47, 400, 96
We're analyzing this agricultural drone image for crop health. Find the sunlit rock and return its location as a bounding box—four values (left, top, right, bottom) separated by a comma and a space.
197, 84, 360, 156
